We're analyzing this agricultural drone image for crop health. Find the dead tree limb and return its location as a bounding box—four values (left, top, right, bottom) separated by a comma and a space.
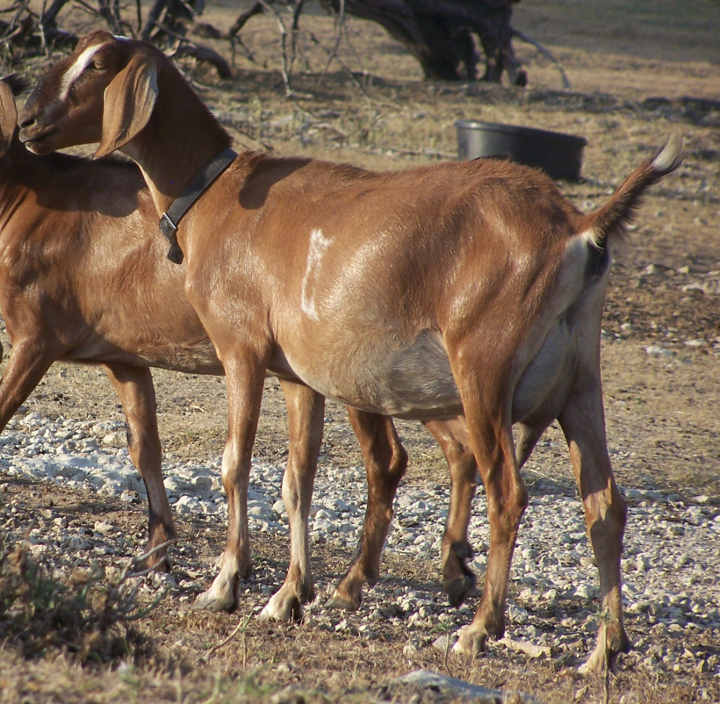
227, 2, 263, 39
259, 0, 294, 95
512, 27, 570, 89
171, 39, 232, 78
141, 0, 166, 39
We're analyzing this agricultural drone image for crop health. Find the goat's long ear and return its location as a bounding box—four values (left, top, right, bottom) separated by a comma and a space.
0, 80, 18, 157
94, 54, 158, 159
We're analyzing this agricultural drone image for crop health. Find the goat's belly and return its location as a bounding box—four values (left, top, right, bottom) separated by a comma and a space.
286, 329, 462, 418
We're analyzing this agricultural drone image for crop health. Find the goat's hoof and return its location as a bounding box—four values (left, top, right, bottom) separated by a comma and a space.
578, 625, 631, 676
193, 588, 236, 613
259, 591, 303, 622
452, 625, 488, 657
444, 571, 476, 608
326, 590, 360, 611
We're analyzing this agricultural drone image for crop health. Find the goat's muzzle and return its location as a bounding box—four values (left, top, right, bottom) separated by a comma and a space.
18, 126, 58, 155
18, 103, 55, 155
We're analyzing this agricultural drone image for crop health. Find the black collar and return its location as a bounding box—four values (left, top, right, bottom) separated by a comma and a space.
158, 146, 237, 264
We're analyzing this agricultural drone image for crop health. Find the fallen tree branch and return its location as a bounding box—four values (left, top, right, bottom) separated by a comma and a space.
512, 27, 570, 90
227, 1, 263, 38
171, 39, 232, 78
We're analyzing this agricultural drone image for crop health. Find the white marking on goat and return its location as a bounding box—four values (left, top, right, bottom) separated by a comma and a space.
301, 228, 332, 321
59, 43, 107, 100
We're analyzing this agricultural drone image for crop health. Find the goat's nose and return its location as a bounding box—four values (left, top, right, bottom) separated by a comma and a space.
18, 113, 36, 128
18, 93, 41, 128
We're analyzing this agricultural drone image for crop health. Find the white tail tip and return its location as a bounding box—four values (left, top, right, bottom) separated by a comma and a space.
652, 134, 683, 174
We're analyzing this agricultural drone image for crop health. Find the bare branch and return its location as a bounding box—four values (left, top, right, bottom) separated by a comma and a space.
259, 0, 293, 96
141, 0, 166, 40
227, 1, 263, 39
512, 27, 570, 90
172, 40, 232, 78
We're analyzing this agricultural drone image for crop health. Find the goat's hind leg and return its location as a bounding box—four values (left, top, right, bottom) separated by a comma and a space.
447, 343, 528, 656
330, 413, 481, 610
260, 380, 324, 621
329, 409, 407, 610
428, 417, 545, 609
103, 363, 175, 571
559, 380, 629, 674
424, 417, 478, 607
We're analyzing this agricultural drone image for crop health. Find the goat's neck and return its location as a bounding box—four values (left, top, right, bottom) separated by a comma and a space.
0, 141, 30, 226
123, 87, 231, 217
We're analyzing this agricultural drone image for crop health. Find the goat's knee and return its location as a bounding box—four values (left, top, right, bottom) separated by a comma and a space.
586, 484, 626, 556
384, 439, 408, 484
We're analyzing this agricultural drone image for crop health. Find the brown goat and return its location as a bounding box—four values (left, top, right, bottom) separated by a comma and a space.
18, 32, 682, 672
0, 76, 480, 606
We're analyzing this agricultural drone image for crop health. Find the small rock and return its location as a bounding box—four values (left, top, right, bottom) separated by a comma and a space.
644, 344, 673, 357
574, 583, 596, 600
101, 431, 125, 448
432, 633, 457, 652
193, 476, 212, 493
395, 670, 538, 704
94, 520, 114, 535
675, 553, 691, 568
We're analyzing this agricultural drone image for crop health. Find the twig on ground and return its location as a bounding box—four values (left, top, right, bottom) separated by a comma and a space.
204, 612, 253, 658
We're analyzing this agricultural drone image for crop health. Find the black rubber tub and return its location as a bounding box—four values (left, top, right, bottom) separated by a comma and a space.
455, 120, 587, 180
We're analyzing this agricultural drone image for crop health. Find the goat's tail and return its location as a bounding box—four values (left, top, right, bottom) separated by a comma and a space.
580, 134, 683, 250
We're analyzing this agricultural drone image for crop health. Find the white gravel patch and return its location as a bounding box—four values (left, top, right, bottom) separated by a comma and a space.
1, 409, 718, 678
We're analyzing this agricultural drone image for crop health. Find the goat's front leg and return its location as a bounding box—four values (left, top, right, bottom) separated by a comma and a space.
559, 379, 629, 675
195, 351, 266, 612
329, 410, 407, 610
424, 417, 479, 607
103, 363, 175, 571
260, 380, 324, 621
0, 337, 53, 432
429, 416, 547, 608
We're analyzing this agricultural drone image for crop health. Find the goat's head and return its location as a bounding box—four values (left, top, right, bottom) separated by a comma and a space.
19, 31, 159, 158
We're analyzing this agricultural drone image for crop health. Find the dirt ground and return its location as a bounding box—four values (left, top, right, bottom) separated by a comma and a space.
1, 0, 719, 702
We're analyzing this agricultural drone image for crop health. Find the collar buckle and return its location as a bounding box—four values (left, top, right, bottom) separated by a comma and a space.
155, 147, 237, 266
159, 211, 184, 264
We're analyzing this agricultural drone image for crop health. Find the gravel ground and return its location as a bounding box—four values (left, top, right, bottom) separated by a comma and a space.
2, 395, 719, 684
